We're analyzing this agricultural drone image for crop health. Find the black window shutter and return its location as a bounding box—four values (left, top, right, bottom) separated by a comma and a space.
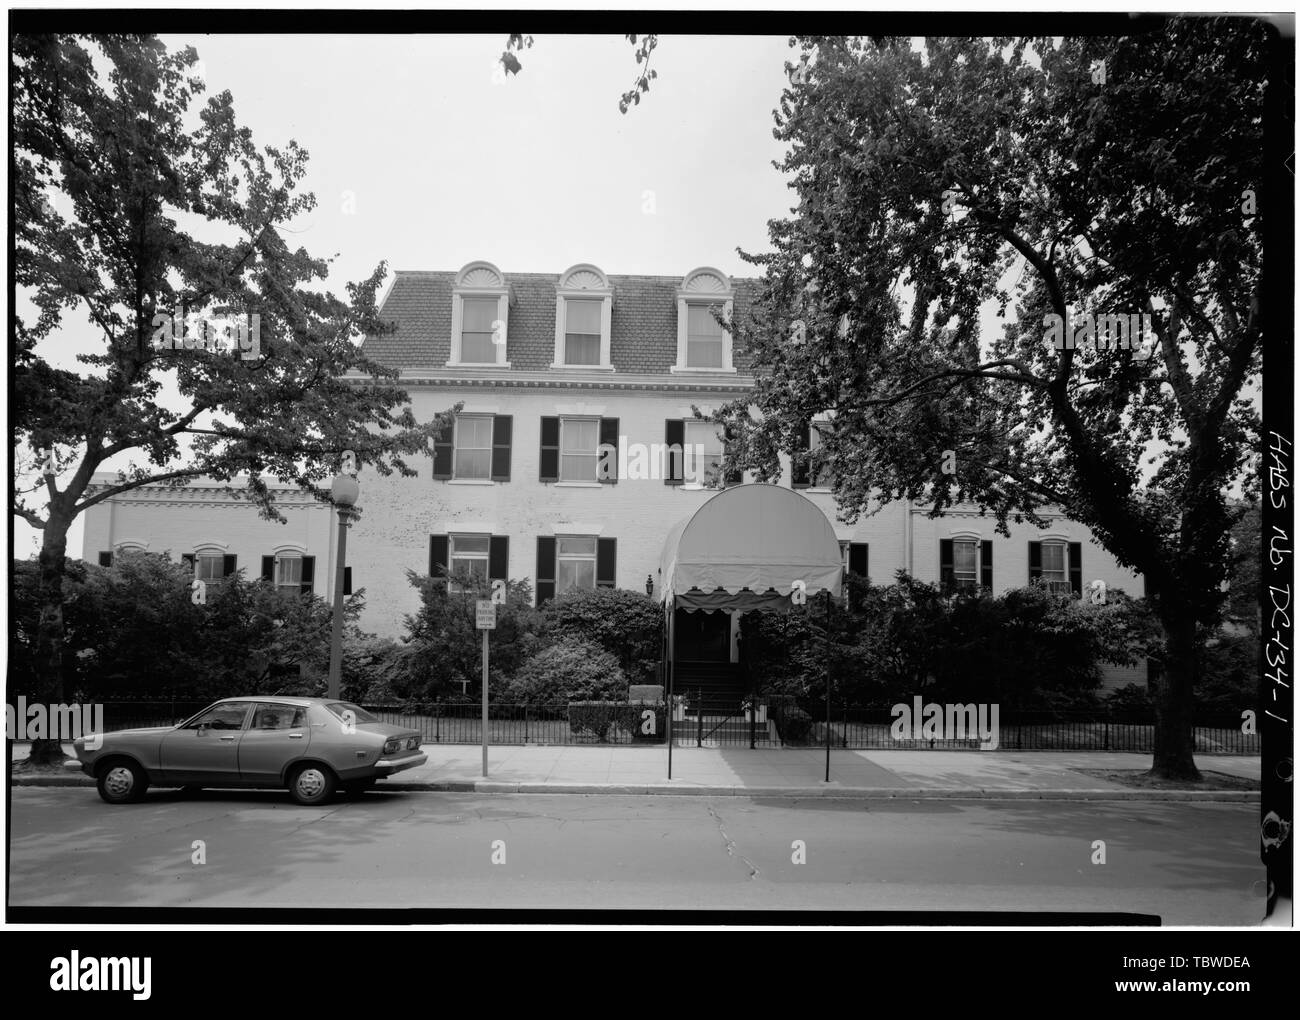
599, 417, 620, 484
539, 416, 560, 482
491, 415, 513, 481
489, 536, 509, 581
722, 424, 742, 486
223, 554, 237, 577
261, 555, 275, 581
1028, 541, 1042, 581
664, 419, 685, 485
536, 536, 556, 605
939, 540, 954, 587
792, 424, 811, 488
182, 553, 196, 573
596, 537, 617, 588
432, 421, 454, 480
299, 556, 315, 595
98, 551, 113, 567
429, 535, 449, 578
848, 543, 868, 611
343, 566, 353, 596
1069, 542, 1083, 595
980, 541, 993, 590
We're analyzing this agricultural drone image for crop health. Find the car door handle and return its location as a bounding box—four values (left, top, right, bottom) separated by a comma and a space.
220, 735, 237, 742
288, 733, 304, 739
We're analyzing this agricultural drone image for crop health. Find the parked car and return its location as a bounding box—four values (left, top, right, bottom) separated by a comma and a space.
72, 698, 426, 805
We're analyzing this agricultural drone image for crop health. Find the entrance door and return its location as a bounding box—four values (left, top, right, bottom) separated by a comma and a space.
674, 608, 730, 662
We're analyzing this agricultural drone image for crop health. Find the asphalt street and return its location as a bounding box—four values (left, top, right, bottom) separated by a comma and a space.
8, 788, 1264, 923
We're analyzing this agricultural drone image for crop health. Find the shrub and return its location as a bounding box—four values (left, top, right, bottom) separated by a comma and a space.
566, 701, 642, 743
505, 639, 627, 704
772, 701, 813, 744
1105, 683, 1153, 722
542, 587, 662, 680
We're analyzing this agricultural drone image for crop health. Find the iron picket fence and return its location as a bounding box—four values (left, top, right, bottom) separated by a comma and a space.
7, 698, 1260, 754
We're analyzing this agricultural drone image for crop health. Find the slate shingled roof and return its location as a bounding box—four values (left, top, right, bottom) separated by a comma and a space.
363, 270, 760, 375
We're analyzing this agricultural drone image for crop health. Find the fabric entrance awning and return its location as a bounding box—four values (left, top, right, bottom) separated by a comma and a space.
658, 483, 844, 611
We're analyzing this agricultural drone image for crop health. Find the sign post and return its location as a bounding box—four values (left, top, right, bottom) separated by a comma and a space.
476, 599, 496, 778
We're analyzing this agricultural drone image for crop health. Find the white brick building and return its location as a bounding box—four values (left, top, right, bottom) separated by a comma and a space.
81, 260, 1146, 690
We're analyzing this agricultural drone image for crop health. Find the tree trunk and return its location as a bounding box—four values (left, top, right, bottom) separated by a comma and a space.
1150, 615, 1202, 780
24, 511, 72, 766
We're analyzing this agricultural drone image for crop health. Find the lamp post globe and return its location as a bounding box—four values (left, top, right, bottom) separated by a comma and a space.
327, 472, 360, 699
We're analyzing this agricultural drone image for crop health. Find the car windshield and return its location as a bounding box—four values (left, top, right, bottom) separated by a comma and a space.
325, 702, 378, 724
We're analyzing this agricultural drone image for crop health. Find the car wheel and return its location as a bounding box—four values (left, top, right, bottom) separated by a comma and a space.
288, 763, 336, 806
97, 761, 148, 804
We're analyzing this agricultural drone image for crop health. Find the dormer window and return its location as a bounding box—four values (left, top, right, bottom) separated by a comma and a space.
553, 264, 613, 370
674, 267, 736, 373
449, 261, 510, 368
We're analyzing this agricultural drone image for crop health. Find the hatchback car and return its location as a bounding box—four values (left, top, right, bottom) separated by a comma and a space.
72, 698, 426, 805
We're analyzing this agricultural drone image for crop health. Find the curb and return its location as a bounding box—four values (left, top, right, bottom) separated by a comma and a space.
9, 774, 1260, 802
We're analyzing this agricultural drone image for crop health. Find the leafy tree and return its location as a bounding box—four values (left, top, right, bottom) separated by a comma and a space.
12, 35, 448, 762
498, 33, 658, 113
715, 24, 1267, 778
8, 551, 363, 703
400, 569, 539, 701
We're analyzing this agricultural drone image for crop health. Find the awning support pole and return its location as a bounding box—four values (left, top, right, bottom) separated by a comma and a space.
824, 589, 832, 784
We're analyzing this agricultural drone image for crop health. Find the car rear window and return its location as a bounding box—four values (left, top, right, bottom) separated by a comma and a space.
325, 702, 378, 724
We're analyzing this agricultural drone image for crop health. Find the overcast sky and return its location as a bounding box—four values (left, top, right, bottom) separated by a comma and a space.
14, 32, 804, 560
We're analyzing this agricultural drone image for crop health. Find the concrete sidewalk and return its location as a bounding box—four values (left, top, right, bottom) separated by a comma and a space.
10, 741, 1261, 801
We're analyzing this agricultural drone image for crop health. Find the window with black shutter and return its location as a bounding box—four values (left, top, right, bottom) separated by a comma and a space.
539, 417, 560, 482
939, 540, 954, 587
262, 555, 275, 581
664, 419, 685, 485
1028, 541, 1042, 582
491, 415, 513, 481
598, 417, 620, 483
536, 536, 557, 605
98, 551, 113, 567
299, 556, 315, 595
431, 420, 454, 480
791, 424, 812, 489
847, 542, 868, 610
429, 535, 449, 578
489, 536, 509, 581
596, 537, 617, 588
1069, 542, 1083, 595
980, 541, 993, 590
722, 424, 742, 487
181, 553, 196, 574
223, 554, 237, 578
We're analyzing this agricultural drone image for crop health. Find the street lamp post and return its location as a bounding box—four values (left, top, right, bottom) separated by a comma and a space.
327, 472, 360, 699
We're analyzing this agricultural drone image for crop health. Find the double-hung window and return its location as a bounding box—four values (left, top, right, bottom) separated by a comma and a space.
459, 298, 498, 364
564, 299, 602, 366
560, 418, 600, 482
686, 304, 725, 369
454, 415, 493, 480
556, 536, 598, 593
684, 420, 725, 487
449, 534, 491, 584
1040, 541, 1070, 592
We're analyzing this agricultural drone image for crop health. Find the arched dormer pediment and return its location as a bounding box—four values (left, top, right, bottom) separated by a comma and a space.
455, 260, 506, 290
679, 266, 733, 297
558, 263, 611, 294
